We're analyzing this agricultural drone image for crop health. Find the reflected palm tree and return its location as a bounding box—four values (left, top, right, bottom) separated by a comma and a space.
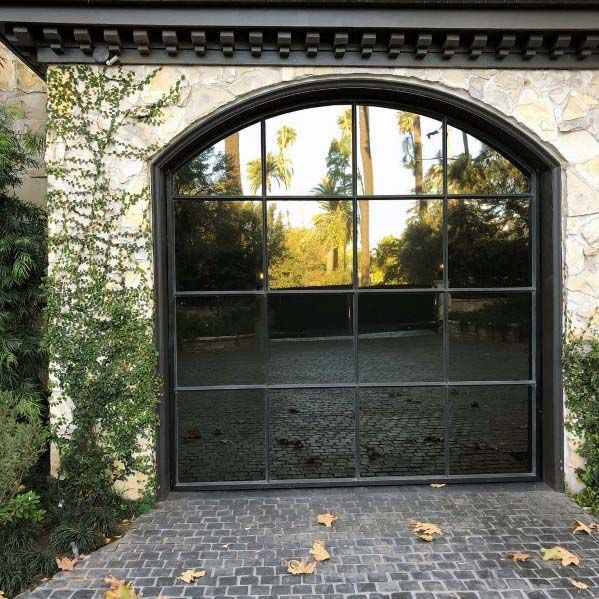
224, 132, 242, 192
247, 125, 297, 193
358, 106, 373, 287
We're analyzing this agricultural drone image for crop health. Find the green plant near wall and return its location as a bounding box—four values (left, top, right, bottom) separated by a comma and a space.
44, 66, 183, 519
563, 317, 599, 515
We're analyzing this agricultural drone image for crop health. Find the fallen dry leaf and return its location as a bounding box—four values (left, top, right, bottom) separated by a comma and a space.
285, 558, 317, 575
409, 519, 443, 542
506, 552, 530, 562
103, 576, 137, 599
56, 556, 79, 571
542, 546, 580, 567
310, 540, 331, 562
571, 580, 589, 590
573, 520, 594, 535
317, 513, 337, 527
178, 569, 206, 583
430, 484, 446, 488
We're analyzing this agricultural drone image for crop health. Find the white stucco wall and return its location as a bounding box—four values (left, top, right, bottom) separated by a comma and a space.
46, 65, 599, 495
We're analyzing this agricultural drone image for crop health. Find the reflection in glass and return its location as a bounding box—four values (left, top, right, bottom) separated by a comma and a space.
177, 390, 265, 482
448, 198, 531, 288
448, 293, 531, 381
269, 388, 355, 479
173, 123, 261, 196
449, 386, 531, 474
268, 200, 353, 289
359, 387, 444, 477
357, 106, 443, 195
265, 105, 352, 196
175, 200, 263, 291
359, 199, 443, 288
176, 296, 265, 387
358, 293, 443, 383
268, 294, 353, 384
447, 126, 529, 194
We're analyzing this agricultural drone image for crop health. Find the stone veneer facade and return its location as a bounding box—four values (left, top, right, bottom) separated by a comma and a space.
44, 64, 599, 495
0, 43, 47, 207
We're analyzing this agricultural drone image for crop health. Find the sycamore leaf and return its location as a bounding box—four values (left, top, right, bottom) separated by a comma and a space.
310, 540, 330, 562
409, 519, 443, 541
430, 484, 446, 488
317, 513, 337, 527
56, 557, 79, 571
573, 520, 594, 535
285, 558, 317, 575
103, 576, 137, 599
506, 552, 530, 562
542, 546, 580, 566
178, 570, 206, 584
571, 580, 589, 590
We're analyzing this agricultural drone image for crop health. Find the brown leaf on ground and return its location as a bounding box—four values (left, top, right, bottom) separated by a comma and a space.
317, 513, 337, 527
430, 484, 446, 488
103, 576, 137, 599
178, 569, 206, 583
571, 580, 589, 590
310, 540, 331, 562
285, 558, 317, 575
409, 519, 443, 542
542, 546, 580, 566
573, 520, 594, 535
506, 552, 531, 562
56, 557, 79, 571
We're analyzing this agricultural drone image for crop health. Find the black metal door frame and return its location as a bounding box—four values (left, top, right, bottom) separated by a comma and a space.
151, 78, 563, 497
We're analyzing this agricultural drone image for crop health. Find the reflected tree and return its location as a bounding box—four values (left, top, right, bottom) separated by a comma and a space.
358, 106, 372, 286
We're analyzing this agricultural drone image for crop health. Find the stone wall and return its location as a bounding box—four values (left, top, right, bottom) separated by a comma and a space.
45, 64, 599, 494
0, 42, 47, 207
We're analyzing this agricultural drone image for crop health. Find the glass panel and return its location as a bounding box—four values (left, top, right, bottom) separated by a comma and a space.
447, 126, 529, 194
448, 386, 532, 474
268, 200, 353, 289
173, 123, 261, 196
268, 294, 354, 384
269, 388, 355, 479
176, 296, 265, 387
358, 199, 443, 288
448, 293, 531, 381
177, 390, 265, 482
265, 105, 352, 196
448, 198, 531, 288
175, 200, 263, 291
358, 293, 443, 383
359, 387, 445, 477
357, 106, 443, 195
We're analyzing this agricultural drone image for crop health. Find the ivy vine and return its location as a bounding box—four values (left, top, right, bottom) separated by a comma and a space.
563, 315, 599, 513
44, 65, 183, 506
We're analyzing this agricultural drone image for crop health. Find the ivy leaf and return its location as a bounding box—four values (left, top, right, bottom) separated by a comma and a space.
56, 556, 80, 571
178, 569, 206, 583
285, 558, 317, 575
317, 513, 337, 527
541, 546, 580, 566
309, 540, 331, 562
103, 576, 137, 599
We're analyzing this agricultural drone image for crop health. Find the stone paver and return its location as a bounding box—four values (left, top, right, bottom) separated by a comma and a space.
23, 484, 599, 599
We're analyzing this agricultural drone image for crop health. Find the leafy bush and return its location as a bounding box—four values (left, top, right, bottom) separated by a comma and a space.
0, 490, 44, 526
563, 321, 599, 514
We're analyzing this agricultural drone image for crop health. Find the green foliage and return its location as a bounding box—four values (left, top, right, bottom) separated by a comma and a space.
0, 491, 45, 526
44, 66, 182, 513
563, 319, 599, 514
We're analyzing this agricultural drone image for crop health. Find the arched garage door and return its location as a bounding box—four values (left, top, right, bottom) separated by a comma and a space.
166, 99, 538, 488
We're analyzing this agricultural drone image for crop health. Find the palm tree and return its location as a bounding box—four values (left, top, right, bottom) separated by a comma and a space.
358, 106, 373, 287
247, 125, 296, 193
397, 112, 425, 203
224, 132, 242, 193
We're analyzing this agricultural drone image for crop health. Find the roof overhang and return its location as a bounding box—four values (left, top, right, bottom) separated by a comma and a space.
2, 1, 599, 77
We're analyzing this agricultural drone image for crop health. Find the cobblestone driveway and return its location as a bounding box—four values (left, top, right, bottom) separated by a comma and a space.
25, 484, 599, 599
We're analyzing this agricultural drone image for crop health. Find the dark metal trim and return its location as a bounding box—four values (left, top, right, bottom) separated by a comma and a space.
151, 77, 562, 497
2, 4, 599, 75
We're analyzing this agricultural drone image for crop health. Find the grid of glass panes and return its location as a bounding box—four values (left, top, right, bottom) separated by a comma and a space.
170, 103, 535, 486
